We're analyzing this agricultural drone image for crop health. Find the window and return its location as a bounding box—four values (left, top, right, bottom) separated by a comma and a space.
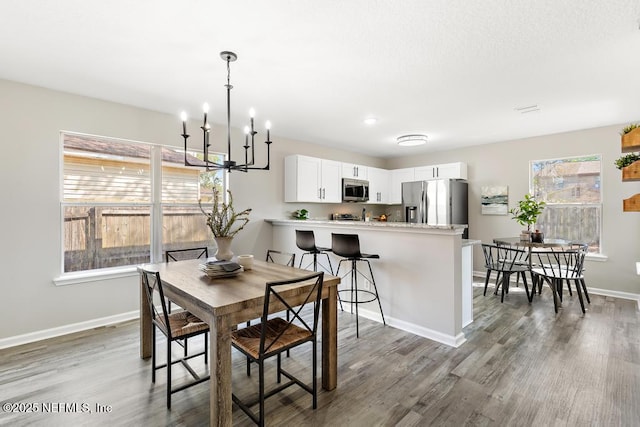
530, 155, 602, 254
61, 132, 224, 273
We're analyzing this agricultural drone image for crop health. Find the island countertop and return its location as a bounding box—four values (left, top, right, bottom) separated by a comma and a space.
265, 218, 467, 234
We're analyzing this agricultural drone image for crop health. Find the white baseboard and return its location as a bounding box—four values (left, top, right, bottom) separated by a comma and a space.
587, 287, 640, 311
0, 310, 140, 350
342, 306, 466, 348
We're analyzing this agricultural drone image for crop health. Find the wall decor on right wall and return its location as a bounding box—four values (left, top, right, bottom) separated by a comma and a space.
481, 185, 509, 215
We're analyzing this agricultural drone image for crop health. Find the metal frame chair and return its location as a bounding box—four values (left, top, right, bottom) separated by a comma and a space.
332, 233, 386, 338
164, 246, 210, 353
530, 245, 588, 313
265, 249, 296, 267
481, 243, 532, 303
165, 247, 209, 262
140, 268, 210, 409
231, 272, 324, 427
296, 230, 334, 274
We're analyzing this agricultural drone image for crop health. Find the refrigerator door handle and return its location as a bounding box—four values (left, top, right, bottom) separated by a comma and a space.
420, 186, 426, 223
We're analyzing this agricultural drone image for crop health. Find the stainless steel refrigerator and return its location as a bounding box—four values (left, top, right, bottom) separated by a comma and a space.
402, 179, 469, 238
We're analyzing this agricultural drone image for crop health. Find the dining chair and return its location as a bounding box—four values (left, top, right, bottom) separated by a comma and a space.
545, 243, 591, 304
140, 268, 210, 409
165, 246, 210, 354
265, 249, 296, 267
530, 245, 588, 313
231, 271, 324, 427
165, 247, 209, 262
493, 240, 530, 289
481, 243, 532, 303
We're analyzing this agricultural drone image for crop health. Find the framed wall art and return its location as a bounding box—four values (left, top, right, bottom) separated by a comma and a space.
481, 185, 509, 215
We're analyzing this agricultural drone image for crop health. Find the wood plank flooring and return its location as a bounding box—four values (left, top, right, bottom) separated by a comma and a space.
1, 280, 639, 426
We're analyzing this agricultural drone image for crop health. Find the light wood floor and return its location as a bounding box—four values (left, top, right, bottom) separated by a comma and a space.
1, 280, 640, 426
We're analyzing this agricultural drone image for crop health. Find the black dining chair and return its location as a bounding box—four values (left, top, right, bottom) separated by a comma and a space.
165, 247, 209, 262
265, 249, 296, 267
231, 272, 324, 427
140, 268, 210, 409
481, 243, 532, 303
530, 245, 588, 313
165, 246, 210, 354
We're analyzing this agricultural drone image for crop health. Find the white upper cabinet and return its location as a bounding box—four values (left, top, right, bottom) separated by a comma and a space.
284, 155, 342, 203
285, 155, 467, 205
414, 162, 467, 180
389, 168, 415, 204
367, 167, 389, 204
341, 163, 368, 180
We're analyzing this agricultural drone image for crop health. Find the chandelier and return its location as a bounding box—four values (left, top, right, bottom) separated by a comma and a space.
180, 51, 272, 172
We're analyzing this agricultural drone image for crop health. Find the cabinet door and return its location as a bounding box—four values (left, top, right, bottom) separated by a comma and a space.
414, 165, 435, 180
367, 167, 389, 204
321, 159, 343, 202
389, 168, 415, 204
341, 163, 368, 179
436, 162, 467, 180
284, 155, 321, 202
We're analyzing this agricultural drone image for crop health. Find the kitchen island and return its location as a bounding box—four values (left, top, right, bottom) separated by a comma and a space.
266, 219, 479, 347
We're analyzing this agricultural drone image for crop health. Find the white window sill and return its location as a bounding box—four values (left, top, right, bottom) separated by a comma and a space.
53, 265, 139, 286
586, 253, 608, 262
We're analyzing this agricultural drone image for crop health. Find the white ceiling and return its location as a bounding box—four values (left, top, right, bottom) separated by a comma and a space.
2, 0, 640, 158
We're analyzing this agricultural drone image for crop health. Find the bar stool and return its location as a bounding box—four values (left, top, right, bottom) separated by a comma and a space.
296, 230, 334, 274
331, 233, 386, 337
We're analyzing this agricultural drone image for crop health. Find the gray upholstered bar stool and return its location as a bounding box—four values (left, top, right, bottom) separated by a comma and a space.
296, 230, 334, 274
331, 233, 386, 337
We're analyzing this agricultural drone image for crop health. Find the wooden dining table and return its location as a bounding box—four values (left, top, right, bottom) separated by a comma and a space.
138, 259, 341, 426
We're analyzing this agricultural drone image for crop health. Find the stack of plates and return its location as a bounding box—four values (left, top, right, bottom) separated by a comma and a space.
199, 260, 244, 278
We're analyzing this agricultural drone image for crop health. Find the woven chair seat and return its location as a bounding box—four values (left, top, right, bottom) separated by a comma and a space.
157, 311, 209, 339
232, 317, 312, 359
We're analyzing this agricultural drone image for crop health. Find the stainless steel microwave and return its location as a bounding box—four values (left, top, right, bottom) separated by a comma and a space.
342, 178, 369, 202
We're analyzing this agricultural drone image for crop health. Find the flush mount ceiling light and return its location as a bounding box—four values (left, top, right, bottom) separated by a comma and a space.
364, 117, 378, 125
397, 134, 428, 146
515, 104, 540, 114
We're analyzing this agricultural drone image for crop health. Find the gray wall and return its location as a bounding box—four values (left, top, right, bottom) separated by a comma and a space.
1, 78, 638, 342
0, 79, 384, 340
386, 127, 640, 295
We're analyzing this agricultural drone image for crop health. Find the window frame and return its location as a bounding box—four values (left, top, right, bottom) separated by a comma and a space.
529, 153, 604, 257
55, 131, 227, 285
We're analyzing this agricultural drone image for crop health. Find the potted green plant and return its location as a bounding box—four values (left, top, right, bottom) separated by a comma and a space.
620, 123, 639, 135
199, 188, 251, 260
292, 209, 309, 220
509, 194, 546, 240
615, 153, 640, 170
621, 123, 640, 152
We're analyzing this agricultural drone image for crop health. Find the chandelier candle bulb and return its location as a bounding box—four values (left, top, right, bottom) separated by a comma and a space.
180, 112, 187, 135
203, 102, 209, 125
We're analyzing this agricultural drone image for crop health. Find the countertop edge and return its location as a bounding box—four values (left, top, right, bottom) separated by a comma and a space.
265, 219, 467, 235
